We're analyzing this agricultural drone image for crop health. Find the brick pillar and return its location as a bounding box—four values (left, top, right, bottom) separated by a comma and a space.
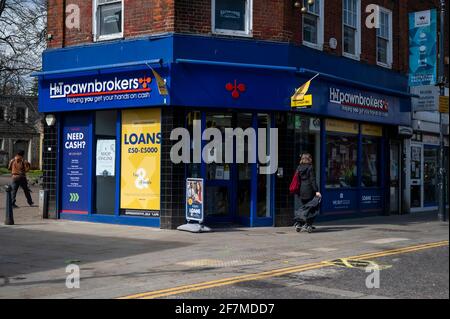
160, 107, 185, 229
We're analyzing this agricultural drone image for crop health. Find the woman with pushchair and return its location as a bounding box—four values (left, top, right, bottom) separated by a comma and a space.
293, 153, 321, 233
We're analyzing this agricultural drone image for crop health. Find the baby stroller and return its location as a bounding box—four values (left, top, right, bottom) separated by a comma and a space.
294, 196, 321, 233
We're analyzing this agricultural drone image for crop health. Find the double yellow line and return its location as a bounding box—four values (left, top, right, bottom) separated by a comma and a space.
119, 240, 448, 299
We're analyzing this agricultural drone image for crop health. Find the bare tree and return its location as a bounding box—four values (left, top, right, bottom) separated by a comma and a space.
0, 0, 46, 95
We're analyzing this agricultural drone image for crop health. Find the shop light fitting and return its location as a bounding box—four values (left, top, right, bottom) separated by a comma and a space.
45, 114, 56, 127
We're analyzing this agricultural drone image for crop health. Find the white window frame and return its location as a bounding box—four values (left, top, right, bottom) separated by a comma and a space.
342, 0, 361, 60
93, 0, 124, 42
376, 7, 393, 69
302, 0, 325, 50
211, 0, 253, 37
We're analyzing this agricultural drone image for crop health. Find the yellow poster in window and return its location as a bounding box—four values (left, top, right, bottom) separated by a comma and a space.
120, 108, 161, 211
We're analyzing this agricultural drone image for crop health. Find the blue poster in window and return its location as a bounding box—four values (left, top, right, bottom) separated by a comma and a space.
409, 10, 437, 87
61, 115, 91, 215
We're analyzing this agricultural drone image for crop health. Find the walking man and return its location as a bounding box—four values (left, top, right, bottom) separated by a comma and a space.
8, 150, 34, 208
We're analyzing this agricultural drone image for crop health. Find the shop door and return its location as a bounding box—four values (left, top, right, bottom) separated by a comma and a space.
410, 144, 423, 209
204, 112, 235, 223
254, 113, 274, 227
389, 142, 401, 214
424, 145, 439, 207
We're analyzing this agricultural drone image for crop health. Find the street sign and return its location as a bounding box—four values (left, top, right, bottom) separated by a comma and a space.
439, 95, 449, 113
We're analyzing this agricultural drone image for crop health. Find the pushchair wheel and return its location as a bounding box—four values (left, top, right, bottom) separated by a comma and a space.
295, 226, 302, 233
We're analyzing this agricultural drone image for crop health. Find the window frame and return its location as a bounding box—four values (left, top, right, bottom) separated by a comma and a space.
15, 107, 27, 123
211, 0, 253, 37
93, 0, 124, 42
302, 0, 325, 50
376, 7, 393, 69
342, 0, 361, 60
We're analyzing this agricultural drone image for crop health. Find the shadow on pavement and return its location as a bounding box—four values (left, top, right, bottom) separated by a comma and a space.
0, 227, 191, 278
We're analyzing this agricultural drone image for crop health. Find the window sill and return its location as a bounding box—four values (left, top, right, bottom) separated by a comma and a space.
94, 33, 124, 42
342, 52, 361, 61
302, 41, 323, 51
376, 61, 392, 69
212, 29, 253, 38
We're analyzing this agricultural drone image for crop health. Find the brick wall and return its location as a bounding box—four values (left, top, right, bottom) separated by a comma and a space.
46, 0, 449, 77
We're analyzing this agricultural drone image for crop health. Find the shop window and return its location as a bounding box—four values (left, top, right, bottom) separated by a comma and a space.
343, 0, 360, 59
94, 0, 123, 41
302, 0, 324, 50
326, 134, 358, 188
0, 107, 4, 121
212, 0, 252, 37
94, 111, 117, 215
376, 7, 393, 68
361, 137, 380, 187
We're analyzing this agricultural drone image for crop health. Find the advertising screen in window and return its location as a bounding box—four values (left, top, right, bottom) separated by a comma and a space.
326, 134, 358, 188
361, 137, 380, 187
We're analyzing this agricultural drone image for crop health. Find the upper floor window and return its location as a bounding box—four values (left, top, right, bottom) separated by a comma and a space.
212, 0, 253, 37
343, 0, 361, 59
302, 0, 324, 50
16, 107, 27, 123
94, 0, 123, 41
376, 7, 393, 68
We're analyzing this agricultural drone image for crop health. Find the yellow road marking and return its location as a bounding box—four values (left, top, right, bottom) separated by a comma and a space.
118, 240, 449, 299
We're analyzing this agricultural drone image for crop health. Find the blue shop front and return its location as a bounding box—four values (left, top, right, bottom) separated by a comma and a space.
35, 34, 412, 229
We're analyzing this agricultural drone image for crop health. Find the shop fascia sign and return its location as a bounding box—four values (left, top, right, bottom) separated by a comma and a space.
49, 75, 152, 99
329, 87, 389, 112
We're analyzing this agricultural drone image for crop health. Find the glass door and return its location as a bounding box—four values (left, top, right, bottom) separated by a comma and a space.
204, 112, 234, 223
236, 113, 253, 224
424, 146, 438, 207
254, 113, 274, 226
410, 144, 423, 209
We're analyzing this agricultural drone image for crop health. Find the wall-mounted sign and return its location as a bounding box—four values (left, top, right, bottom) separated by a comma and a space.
61, 115, 90, 215
329, 87, 389, 117
96, 139, 115, 176
186, 178, 204, 223
411, 85, 440, 111
361, 124, 383, 137
409, 10, 437, 86
291, 75, 318, 108
39, 69, 168, 113
326, 119, 359, 134
120, 108, 161, 214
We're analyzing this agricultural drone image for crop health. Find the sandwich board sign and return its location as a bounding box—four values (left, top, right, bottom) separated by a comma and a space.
186, 178, 204, 223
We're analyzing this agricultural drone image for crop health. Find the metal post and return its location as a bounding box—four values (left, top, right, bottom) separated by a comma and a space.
4, 185, 14, 225
438, 0, 447, 222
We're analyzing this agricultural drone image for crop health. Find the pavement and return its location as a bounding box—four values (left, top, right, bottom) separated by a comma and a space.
0, 175, 449, 299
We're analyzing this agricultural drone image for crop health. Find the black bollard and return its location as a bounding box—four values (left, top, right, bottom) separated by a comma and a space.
4, 185, 14, 225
